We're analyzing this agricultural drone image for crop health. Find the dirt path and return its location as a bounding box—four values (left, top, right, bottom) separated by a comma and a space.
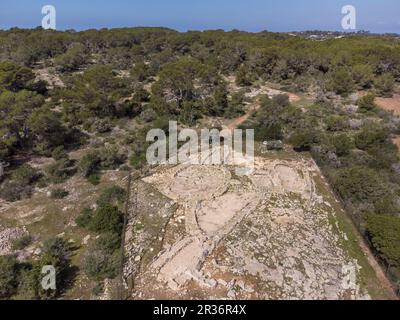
226, 103, 260, 131
225, 84, 301, 131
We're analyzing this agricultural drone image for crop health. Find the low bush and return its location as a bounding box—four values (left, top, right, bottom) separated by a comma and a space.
76, 208, 93, 229
50, 188, 69, 199
366, 214, 400, 269
358, 94, 377, 113
82, 246, 121, 281
0, 255, 18, 299
89, 204, 123, 235
78, 151, 101, 178
52, 146, 68, 161
97, 186, 126, 207
87, 174, 101, 185
12, 165, 40, 184
0, 180, 33, 202
46, 158, 75, 183
12, 235, 32, 250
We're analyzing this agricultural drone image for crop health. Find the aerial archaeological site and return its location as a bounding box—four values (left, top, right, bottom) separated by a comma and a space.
0, 1, 399, 301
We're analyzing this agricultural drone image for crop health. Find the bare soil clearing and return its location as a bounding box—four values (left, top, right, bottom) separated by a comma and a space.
224, 76, 301, 104
34, 67, 65, 89
225, 81, 302, 131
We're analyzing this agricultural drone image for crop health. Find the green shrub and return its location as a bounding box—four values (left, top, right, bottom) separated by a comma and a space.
46, 158, 75, 183
366, 143, 399, 169
97, 186, 126, 207
225, 91, 245, 118
358, 94, 377, 113
130, 153, 147, 170
0, 164, 40, 201
130, 61, 149, 82
92, 119, 112, 133
352, 64, 374, 89
355, 126, 388, 151
31, 238, 72, 299
0, 180, 33, 202
78, 151, 101, 178
99, 145, 126, 169
87, 174, 101, 185
12, 235, 32, 250
119, 165, 131, 171
140, 108, 157, 123
289, 129, 319, 151
51, 146, 68, 161
374, 73, 395, 97
374, 195, 399, 216
78, 147, 126, 179
16, 266, 36, 300
50, 188, 69, 199
91, 282, 104, 296
54, 44, 88, 72
329, 68, 354, 95
89, 204, 124, 235
94, 232, 121, 253
82, 246, 121, 281
236, 65, 252, 86
255, 124, 283, 141
272, 94, 290, 107
366, 214, 400, 268
330, 134, 353, 157
76, 208, 94, 228
12, 165, 40, 185
0, 255, 18, 298
334, 166, 389, 205
325, 115, 348, 132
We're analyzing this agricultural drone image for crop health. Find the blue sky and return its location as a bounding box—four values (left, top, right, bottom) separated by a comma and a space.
0, 0, 399, 33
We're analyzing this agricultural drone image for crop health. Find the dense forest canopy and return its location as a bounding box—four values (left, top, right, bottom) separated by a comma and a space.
0, 27, 399, 158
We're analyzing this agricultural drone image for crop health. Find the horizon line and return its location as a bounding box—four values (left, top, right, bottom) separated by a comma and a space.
1, 25, 399, 36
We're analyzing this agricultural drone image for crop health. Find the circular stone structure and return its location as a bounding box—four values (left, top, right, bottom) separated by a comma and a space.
167, 165, 231, 201
144, 165, 232, 202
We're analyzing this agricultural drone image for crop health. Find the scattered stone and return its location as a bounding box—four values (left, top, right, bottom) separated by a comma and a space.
82, 235, 91, 245
0, 227, 29, 256
227, 290, 236, 300
218, 279, 227, 286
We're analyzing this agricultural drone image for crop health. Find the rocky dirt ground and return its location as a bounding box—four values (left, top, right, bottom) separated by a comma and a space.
122, 145, 386, 300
